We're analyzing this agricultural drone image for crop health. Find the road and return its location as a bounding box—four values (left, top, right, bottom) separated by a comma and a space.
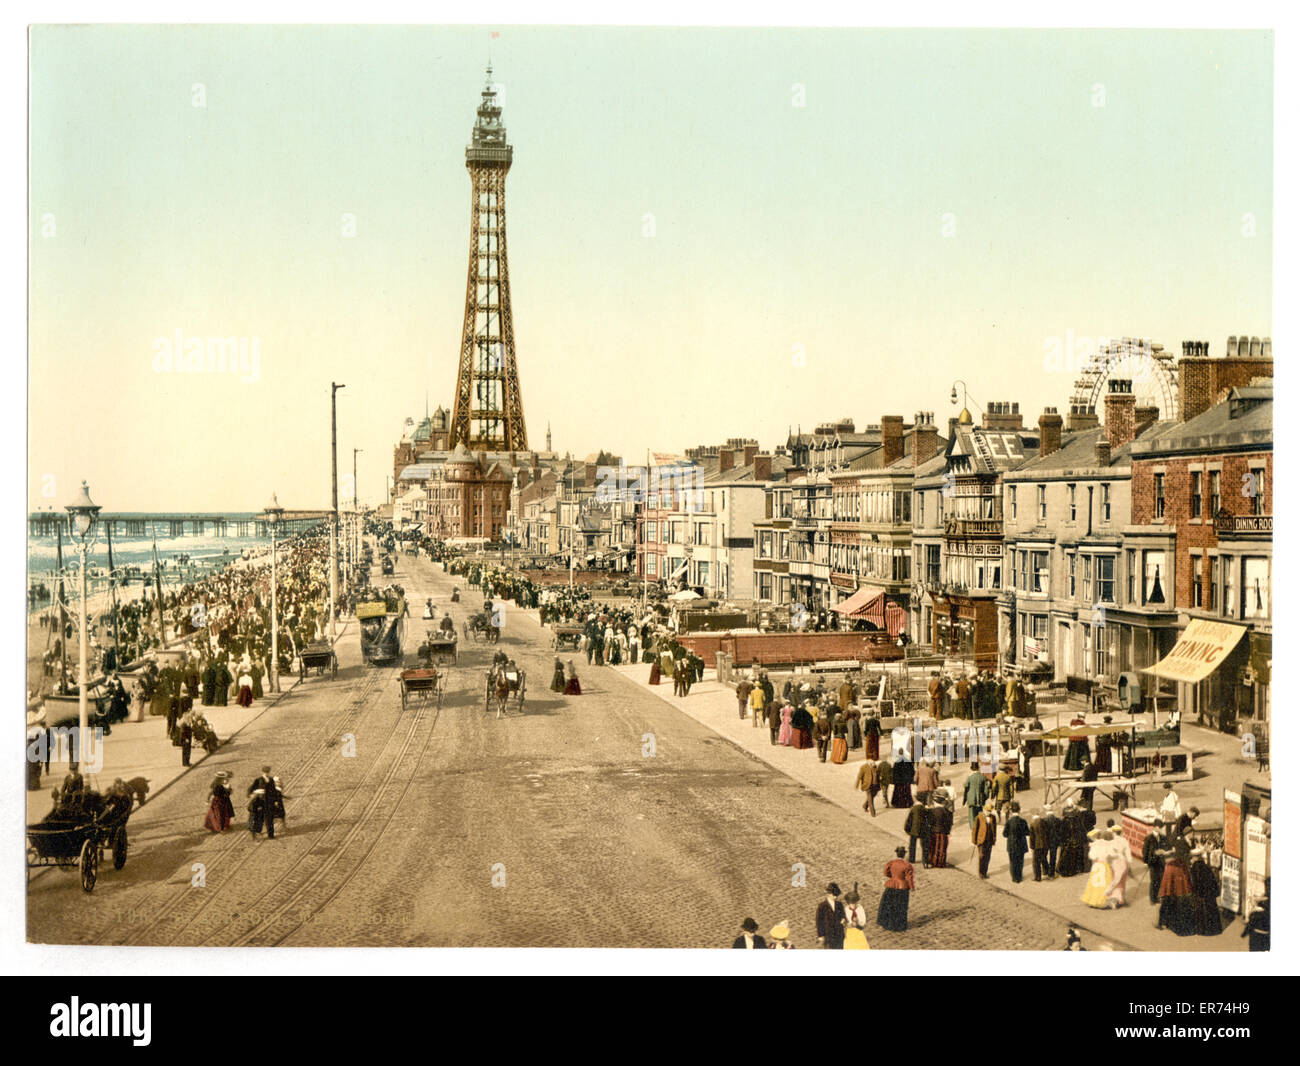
28, 546, 1073, 949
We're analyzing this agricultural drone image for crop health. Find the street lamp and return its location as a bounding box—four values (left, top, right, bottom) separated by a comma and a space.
950, 379, 983, 420
264, 493, 284, 693
66, 481, 101, 772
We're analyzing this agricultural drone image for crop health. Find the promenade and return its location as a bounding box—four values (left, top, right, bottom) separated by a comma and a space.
610, 661, 1251, 952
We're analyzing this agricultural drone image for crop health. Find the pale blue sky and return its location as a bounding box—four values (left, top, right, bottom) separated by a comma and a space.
28, 26, 1272, 511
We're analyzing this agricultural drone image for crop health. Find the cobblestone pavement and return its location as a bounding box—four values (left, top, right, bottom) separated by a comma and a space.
29, 547, 1080, 950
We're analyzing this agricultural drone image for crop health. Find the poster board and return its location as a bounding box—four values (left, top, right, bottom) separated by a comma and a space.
1220, 789, 1243, 914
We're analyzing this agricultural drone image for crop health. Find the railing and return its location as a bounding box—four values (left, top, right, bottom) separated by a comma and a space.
944, 518, 1002, 536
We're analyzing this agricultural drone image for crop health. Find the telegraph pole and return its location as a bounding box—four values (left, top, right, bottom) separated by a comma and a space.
330, 382, 345, 643
353, 447, 363, 565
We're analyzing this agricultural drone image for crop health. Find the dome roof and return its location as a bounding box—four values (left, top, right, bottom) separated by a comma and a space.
958, 407, 973, 425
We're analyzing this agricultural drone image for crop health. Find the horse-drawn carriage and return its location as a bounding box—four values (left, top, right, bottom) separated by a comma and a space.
26, 797, 132, 893
398, 668, 446, 711
486, 655, 526, 717
298, 640, 338, 680
464, 611, 499, 644
551, 624, 584, 652
416, 630, 458, 667
381, 555, 395, 576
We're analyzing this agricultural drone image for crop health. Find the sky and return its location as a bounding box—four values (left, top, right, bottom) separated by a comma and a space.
27, 25, 1273, 512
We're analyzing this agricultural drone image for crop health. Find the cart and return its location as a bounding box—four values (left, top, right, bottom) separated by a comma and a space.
26, 801, 131, 893
463, 612, 499, 644
485, 659, 526, 718
299, 641, 338, 680
399, 668, 446, 712
551, 624, 584, 652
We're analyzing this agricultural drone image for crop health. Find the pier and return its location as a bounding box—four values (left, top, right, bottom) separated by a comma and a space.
28, 510, 331, 540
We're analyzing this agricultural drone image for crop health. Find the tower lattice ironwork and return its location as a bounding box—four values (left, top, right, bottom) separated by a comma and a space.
449, 66, 528, 452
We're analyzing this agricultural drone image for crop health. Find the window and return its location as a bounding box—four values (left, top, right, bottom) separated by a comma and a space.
1222, 558, 1236, 618
1191, 472, 1202, 518
1210, 470, 1221, 515
1069, 484, 1077, 522
1243, 557, 1269, 619
1037, 485, 1047, 521
1019, 550, 1029, 591
1209, 557, 1218, 611
1031, 550, 1049, 593
1249, 467, 1265, 516
1192, 555, 1203, 608
925, 544, 941, 586
1082, 555, 1092, 602
1096, 555, 1115, 604
916, 492, 924, 526
1126, 549, 1136, 603
1009, 485, 1017, 519
1101, 484, 1111, 523
1143, 550, 1167, 605
1068, 552, 1076, 597
1094, 624, 1110, 677
1154, 474, 1165, 519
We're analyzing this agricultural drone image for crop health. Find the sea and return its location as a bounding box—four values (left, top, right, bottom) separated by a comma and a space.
26, 512, 275, 611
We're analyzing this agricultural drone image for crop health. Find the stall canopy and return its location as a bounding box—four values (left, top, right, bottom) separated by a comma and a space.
1143, 619, 1247, 684
831, 589, 907, 637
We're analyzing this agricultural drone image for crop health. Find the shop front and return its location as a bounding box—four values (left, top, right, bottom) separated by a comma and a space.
931, 592, 998, 669
1143, 618, 1259, 734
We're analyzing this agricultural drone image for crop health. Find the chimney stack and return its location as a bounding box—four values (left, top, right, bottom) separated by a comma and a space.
881, 415, 905, 466
753, 453, 772, 483
913, 412, 939, 467
1095, 438, 1112, 466
1066, 403, 1099, 431
1104, 378, 1137, 450
718, 447, 735, 474
1134, 404, 1160, 435
983, 401, 1024, 431
743, 442, 759, 468
1038, 407, 1063, 457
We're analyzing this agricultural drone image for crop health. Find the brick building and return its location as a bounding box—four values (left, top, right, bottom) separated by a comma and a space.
1130, 377, 1272, 731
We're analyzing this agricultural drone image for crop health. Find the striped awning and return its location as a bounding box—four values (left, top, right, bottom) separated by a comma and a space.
832, 589, 907, 637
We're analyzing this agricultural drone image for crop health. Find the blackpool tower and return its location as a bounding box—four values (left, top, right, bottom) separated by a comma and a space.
448, 66, 528, 452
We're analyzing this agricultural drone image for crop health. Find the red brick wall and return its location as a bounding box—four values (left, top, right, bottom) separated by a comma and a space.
1131, 450, 1272, 607
680, 631, 904, 668
1178, 357, 1273, 422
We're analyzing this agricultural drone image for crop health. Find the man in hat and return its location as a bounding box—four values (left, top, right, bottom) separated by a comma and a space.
905, 797, 932, 867
972, 802, 998, 879
248, 765, 282, 839
1029, 807, 1051, 882
963, 761, 990, 828
916, 758, 939, 806
843, 884, 868, 933
736, 675, 752, 720
732, 918, 767, 949
1142, 822, 1171, 905
927, 671, 943, 718
1041, 803, 1062, 879
815, 883, 847, 949
1003, 801, 1031, 883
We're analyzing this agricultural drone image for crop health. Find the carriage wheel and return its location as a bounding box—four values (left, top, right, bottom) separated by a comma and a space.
79, 838, 98, 893
113, 826, 128, 870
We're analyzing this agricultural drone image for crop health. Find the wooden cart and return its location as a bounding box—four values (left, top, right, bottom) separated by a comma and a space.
399, 668, 445, 711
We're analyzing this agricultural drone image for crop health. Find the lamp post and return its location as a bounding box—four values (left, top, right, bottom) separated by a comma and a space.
66, 481, 101, 772
264, 493, 284, 693
330, 382, 345, 643
950, 379, 983, 419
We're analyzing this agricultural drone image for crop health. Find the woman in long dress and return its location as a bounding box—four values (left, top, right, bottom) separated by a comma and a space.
890, 755, 914, 809
1104, 830, 1130, 908
863, 715, 882, 760
876, 847, 916, 932
830, 715, 849, 764
777, 705, 794, 746
551, 658, 566, 693
1081, 829, 1114, 908
1190, 853, 1223, 936
236, 669, 254, 707
790, 705, 815, 750
564, 659, 582, 696
1064, 717, 1090, 771
1157, 850, 1197, 936
203, 772, 235, 832
648, 653, 662, 686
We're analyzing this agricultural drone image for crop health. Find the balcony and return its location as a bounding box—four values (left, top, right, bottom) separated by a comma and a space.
944, 517, 1003, 537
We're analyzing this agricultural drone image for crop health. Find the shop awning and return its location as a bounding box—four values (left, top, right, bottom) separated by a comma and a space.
1143, 619, 1248, 684
831, 587, 876, 616
832, 589, 907, 637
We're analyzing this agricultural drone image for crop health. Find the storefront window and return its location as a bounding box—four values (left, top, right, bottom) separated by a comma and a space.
1222, 558, 1236, 618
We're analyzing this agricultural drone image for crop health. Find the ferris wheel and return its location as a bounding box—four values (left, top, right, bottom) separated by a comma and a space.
1069, 337, 1180, 420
